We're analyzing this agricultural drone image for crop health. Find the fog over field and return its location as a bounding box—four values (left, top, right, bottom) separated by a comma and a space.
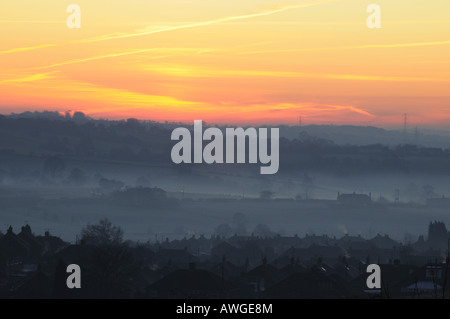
1, 112, 450, 243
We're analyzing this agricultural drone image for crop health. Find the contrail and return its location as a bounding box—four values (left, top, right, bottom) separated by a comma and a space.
1, 43, 62, 55
28, 48, 194, 70
0, 20, 63, 24
0, 71, 59, 83
28, 42, 268, 70
78, 0, 337, 43
0, 0, 337, 55
353, 40, 450, 49
234, 39, 450, 55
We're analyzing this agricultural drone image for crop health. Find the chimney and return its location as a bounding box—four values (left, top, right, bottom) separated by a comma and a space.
189, 262, 196, 270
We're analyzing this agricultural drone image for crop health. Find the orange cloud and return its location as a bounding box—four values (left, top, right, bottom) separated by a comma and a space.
145, 65, 448, 82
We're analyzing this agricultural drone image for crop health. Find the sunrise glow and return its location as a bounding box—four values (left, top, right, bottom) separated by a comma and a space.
1, 0, 450, 127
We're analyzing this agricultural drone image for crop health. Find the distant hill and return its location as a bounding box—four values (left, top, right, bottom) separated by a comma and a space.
1, 111, 450, 176
279, 125, 450, 149
8, 111, 450, 148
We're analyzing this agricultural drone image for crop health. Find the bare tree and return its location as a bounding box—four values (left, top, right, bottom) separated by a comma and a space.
80, 219, 123, 246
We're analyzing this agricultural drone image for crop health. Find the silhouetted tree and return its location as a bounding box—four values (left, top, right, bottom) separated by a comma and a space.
253, 224, 273, 237
99, 178, 124, 192
232, 213, 247, 235
215, 223, 233, 238
43, 155, 66, 177
79, 219, 136, 298
72, 111, 87, 122
81, 219, 123, 246
76, 137, 95, 157
428, 221, 448, 247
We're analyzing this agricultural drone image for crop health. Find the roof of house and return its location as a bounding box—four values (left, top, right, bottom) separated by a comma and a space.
148, 269, 226, 292
244, 263, 281, 285
266, 271, 357, 299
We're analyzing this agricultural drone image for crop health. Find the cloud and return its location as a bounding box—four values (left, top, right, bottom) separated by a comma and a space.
17, 76, 210, 112
0, 0, 337, 55
146, 65, 448, 82
267, 102, 374, 117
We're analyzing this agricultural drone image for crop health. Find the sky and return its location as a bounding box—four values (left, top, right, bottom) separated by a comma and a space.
0, 0, 449, 127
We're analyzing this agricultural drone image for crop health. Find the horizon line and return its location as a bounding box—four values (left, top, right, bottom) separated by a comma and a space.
2, 110, 449, 131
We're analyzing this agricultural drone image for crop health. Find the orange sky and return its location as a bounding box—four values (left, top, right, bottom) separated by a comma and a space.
1, 0, 449, 127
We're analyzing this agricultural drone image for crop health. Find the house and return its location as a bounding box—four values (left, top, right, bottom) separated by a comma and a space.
265, 270, 357, 299
211, 241, 263, 267
0, 226, 30, 259
147, 264, 230, 299
54, 244, 97, 265
17, 225, 44, 260
8, 271, 53, 299
331, 257, 362, 281
369, 234, 399, 250
243, 259, 282, 294
278, 245, 344, 265
277, 258, 307, 281
209, 257, 244, 280
36, 231, 68, 258
398, 264, 450, 298
154, 248, 198, 268
351, 263, 418, 298
300, 234, 334, 248
337, 234, 373, 250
